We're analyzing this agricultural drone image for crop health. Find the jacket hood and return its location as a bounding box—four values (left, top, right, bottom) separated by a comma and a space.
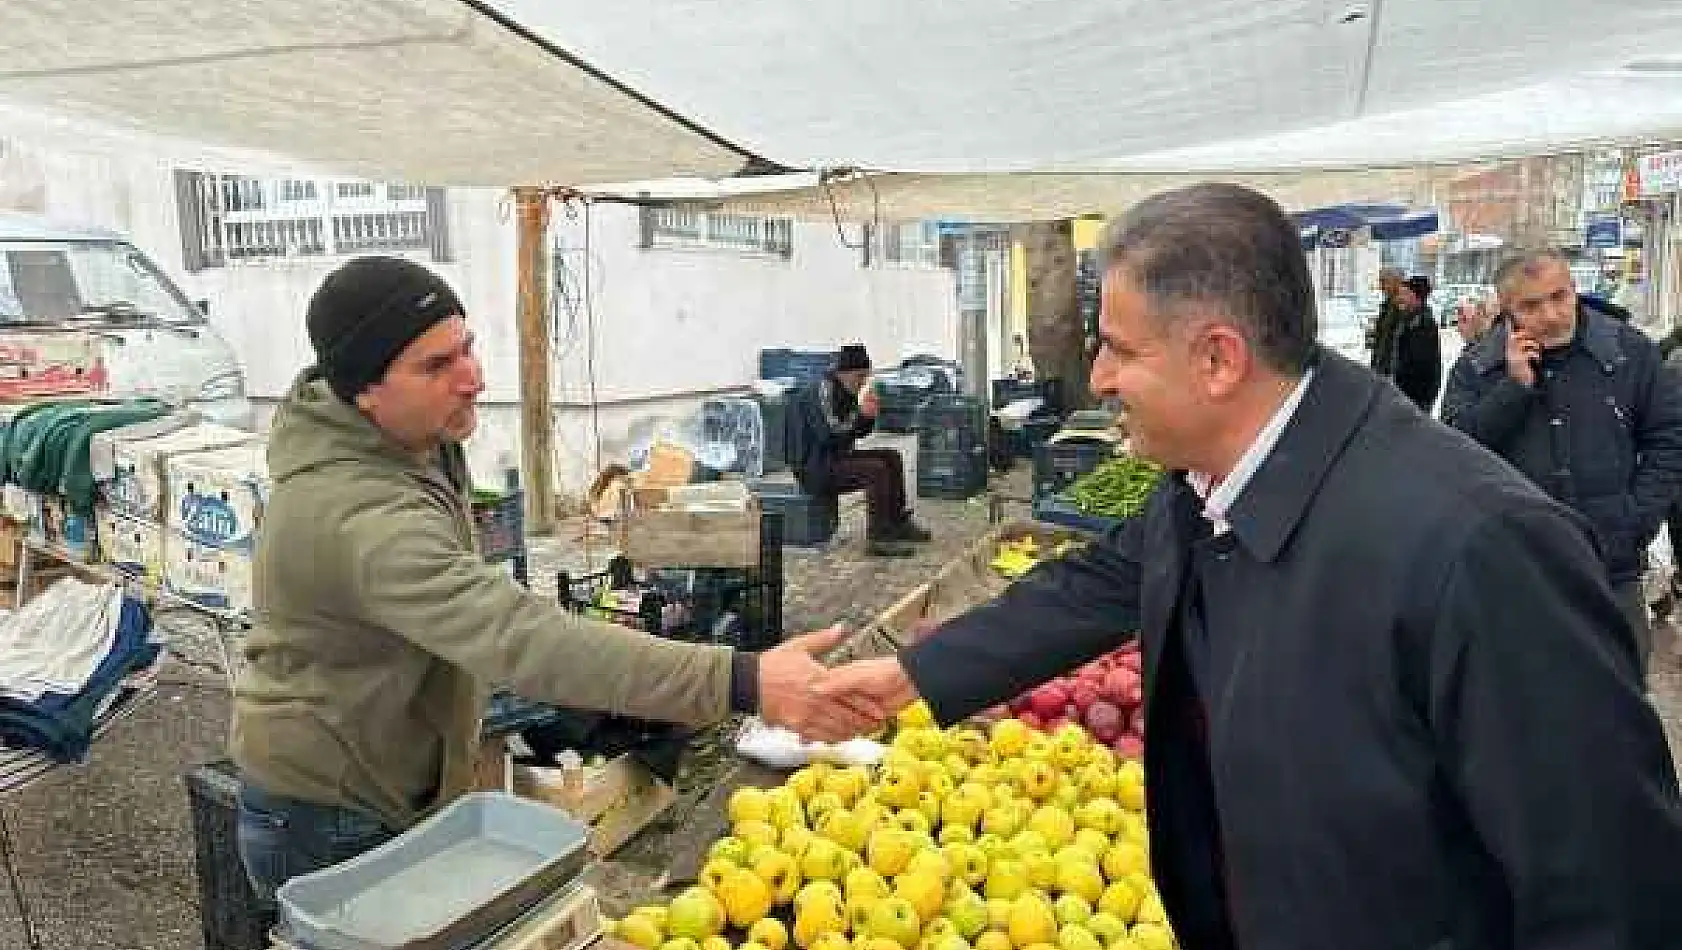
266, 367, 426, 483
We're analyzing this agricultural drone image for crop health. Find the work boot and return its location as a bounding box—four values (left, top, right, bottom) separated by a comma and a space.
866, 538, 916, 558
892, 519, 933, 543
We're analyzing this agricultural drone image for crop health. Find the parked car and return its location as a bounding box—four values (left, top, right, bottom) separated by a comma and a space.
0, 214, 253, 429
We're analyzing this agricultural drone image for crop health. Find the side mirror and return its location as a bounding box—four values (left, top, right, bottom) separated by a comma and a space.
194, 298, 210, 316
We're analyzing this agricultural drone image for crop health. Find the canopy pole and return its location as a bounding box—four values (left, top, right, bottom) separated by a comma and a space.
514, 186, 557, 536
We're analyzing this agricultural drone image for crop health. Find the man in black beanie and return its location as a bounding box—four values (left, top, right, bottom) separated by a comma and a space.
788, 342, 931, 556
232, 257, 882, 903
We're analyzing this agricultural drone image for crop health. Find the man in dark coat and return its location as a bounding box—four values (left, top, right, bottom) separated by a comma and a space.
820, 184, 1682, 950
1441, 248, 1682, 678
787, 343, 930, 556
1367, 266, 1403, 372
1389, 274, 1443, 412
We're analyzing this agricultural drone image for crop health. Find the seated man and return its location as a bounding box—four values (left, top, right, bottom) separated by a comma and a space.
788, 344, 930, 557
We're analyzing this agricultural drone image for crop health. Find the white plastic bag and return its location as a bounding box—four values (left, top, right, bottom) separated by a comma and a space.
734, 718, 886, 769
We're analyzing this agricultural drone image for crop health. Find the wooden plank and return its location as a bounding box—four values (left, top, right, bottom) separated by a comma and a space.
663, 759, 789, 885
623, 509, 760, 570
515, 186, 557, 536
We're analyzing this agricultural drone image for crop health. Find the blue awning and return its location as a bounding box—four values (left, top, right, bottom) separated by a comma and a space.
1294, 203, 1439, 247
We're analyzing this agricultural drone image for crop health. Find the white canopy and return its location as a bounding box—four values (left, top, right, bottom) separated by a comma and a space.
1, 0, 1680, 189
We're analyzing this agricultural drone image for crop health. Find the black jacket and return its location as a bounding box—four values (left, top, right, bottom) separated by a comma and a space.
1441, 301, 1682, 583
787, 373, 875, 495
1369, 299, 1401, 375
1390, 305, 1442, 411
902, 352, 1682, 950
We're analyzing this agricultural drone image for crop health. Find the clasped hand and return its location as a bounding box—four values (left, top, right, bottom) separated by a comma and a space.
754, 628, 921, 743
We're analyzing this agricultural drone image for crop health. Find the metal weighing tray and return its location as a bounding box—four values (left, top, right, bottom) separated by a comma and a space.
276, 792, 590, 950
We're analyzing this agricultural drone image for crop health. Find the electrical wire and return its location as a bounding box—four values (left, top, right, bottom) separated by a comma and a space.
819, 169, 882, 254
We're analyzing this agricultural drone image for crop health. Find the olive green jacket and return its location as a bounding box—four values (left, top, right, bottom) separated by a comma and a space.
231, 371, 738, 828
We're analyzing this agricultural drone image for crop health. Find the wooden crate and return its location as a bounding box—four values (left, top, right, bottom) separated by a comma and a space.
623, 507, 761, 570
822, 519, 1085, 664
506, 753, 676, 859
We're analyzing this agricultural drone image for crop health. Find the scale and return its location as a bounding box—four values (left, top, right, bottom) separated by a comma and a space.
482, 882, 604, 950
268, 882, 603, 950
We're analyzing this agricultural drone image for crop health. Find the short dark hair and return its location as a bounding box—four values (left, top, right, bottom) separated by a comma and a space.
1099, 183, 1317, 375
1494, 247, 1569, 291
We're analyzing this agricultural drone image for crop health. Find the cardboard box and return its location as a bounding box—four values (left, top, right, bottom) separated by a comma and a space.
96, 506, 164, 583
99, 423, 256, 522
164, 529, 253, 615
0, 331, 107, 399
165, 444, 269, 551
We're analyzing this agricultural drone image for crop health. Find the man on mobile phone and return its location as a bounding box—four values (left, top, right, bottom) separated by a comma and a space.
1442, 248, 1682, 680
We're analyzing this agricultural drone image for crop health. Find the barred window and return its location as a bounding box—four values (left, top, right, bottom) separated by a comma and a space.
863, 221, 941, 268
174, 172, 451, 270
638, 204, 793, 259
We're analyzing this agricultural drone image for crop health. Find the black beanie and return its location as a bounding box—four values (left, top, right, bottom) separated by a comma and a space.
835, 344, 872, 372
306, 256, 465, 403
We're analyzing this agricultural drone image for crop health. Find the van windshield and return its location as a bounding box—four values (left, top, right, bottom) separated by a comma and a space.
0, 240, 204, 327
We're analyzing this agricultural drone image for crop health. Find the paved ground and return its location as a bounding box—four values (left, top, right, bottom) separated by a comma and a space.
1, 463, 1680, 949
0, 470, 1010, 950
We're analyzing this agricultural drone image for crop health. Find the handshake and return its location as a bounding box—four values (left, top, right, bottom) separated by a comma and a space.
752, 626, 924, 742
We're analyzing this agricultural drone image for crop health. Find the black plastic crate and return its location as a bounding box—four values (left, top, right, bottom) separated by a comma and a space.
754, 391, 789, 473
185, 760, 275, 950
1032, 437, 1119, 500
917, 446, 989, 500
752, 482, 840, 546
991, 377, 1065, 413
1005, 414, 1063, 460
916, 395, 988, 454
875, 395, 929, 434
759, 348, 834, 384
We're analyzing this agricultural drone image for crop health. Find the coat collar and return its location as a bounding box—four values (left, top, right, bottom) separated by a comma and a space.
1209, 350, 1382, 563
1470, 302, 1626, 375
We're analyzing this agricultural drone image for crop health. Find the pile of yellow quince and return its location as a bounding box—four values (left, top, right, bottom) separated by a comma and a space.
607, 703, 1175, 950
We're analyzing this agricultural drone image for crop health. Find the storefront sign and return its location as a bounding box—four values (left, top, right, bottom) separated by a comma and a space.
1585, 215, 1623, 249
1637, 150, 1682, 196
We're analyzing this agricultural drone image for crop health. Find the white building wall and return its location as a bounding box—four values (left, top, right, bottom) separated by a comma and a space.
0, 132, 959, 498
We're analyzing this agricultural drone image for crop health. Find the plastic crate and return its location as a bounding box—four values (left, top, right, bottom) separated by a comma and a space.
752, 481, 840, 546
916, 446, 989, 500
991, 377, 1064, 413
754, 392, 789, 473
875, 396, 929, 434
1032, 437, 1119, 500
916, 395, 988, 455
1032, 495, 1127, 536
471, 487, 529, 584
185, 759, 276, 950
759, 348, 834, 384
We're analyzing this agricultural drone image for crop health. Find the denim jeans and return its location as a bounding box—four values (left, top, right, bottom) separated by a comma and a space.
237, 782, 398, 904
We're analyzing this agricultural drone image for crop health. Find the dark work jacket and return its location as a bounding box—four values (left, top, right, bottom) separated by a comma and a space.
787, 373, 875, 495
1440, 302, 1682, 583
902, 351, 1682, 950
1391, 305, 1442, 412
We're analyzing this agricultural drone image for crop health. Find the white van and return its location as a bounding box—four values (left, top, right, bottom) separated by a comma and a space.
0, 214, 253, 429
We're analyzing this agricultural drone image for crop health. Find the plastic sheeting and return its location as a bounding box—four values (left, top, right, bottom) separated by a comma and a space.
0, 0, 766, 186
4, 1, 1682, 187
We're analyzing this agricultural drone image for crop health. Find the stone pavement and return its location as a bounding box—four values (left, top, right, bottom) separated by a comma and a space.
0, 473, 1016, 950
0, 464, 1680, 947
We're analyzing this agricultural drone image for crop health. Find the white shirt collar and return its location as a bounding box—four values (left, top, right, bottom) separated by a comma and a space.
1186, 370, 1315, 535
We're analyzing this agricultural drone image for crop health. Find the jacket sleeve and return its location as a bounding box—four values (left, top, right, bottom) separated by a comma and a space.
1425, 502, 1682, 947
1440, 351, 1537, 450
344, 490, 739, 727
900, 515, 1145, 726
1627, 347, 1682, 540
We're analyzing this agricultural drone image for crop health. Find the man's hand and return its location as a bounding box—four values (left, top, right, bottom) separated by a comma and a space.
815, 656, 919, 721
1506, 327, 1540, 387
758, 627, 888, 742
859, 386, 881, 419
